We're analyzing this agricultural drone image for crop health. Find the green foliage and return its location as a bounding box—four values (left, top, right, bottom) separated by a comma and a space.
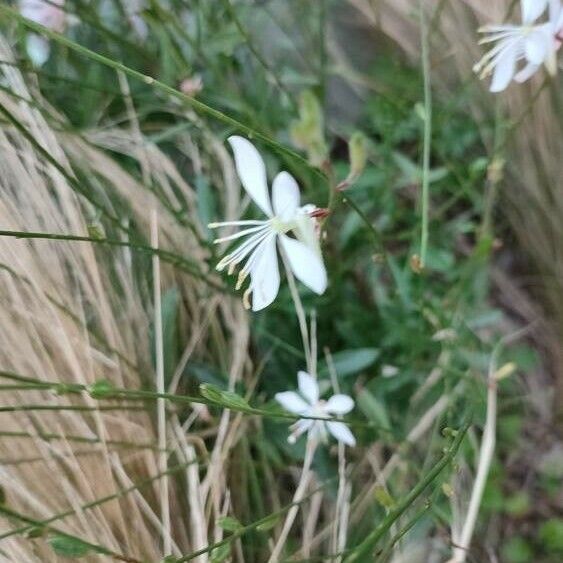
539, 519, 563, 554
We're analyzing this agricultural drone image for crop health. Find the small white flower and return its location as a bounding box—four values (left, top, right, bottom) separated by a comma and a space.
276, 371, 356, 446
19, 0, 66, 67
209, 136, 328, 312
475, 0, 563, 92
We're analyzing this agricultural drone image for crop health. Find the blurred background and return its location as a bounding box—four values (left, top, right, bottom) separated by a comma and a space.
0, 1, 561, 561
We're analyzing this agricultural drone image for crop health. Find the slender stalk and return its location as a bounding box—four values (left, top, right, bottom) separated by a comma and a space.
151, 210, 172, 557
0, 460, 201, 542
0, 505, 141, 563
0, 228, 220, 289
268, 437, 318, 562
419, 0, 433, 268
282, 249, 312, 374
0, 370, 383, 430
344, 419, 470, 562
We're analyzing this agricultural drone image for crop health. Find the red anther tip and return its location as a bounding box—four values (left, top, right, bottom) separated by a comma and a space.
310, 208, 330, 219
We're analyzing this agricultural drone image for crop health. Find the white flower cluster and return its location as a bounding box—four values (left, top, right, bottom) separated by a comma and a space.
475, 0, 563, 92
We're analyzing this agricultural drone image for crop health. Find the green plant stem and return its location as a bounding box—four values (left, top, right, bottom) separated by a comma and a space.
0, 5, 326, 185
0, 229, 222, 290
0, 404, 144, 413
342, 195, 387, 258
0, 370, 388, 432
0, 430, 164, 452
0, 505, 141, 562
375, 503, 431, 562
176, 476, 338, 562
344, 419, 470, 562
0, 460, 201, 542
419, 0, 432, 268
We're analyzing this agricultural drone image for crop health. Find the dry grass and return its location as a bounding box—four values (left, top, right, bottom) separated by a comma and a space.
0, 34, 252, 561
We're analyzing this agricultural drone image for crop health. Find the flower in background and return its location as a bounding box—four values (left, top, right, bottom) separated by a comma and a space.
474, 0, 563, 92
180, 75, 203, 97
19, 0, 66, 67
209, 136, 327, 312
276, 371, 356, 446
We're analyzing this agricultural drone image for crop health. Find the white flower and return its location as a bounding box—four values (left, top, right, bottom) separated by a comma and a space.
19, 0, 66, 67
276, 371, 356, 446
475, 0, 563, 92
209, 136, 328, 312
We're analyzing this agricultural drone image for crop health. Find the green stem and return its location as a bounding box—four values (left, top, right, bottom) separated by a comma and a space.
0, 371, 389, 432
0, 430, 164, 452
419, 0, 432, 268
0, 460, 200, 542
344, 419, 470, 562
0, 505, 141, 562
0, 229, 222, 290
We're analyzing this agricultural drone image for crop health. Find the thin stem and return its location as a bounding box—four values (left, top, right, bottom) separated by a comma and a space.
0, 228, 221, 289
0, 370, 383, 430
344, 419, 470, 562
268, 437, 318, 562
0, 460, 201, 542
282, 249, 312, 374
419, 0, 433, 268
0, 505, 141, 563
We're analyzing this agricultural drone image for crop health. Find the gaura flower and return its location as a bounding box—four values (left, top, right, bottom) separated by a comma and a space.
19, 0, 66, 67
474, 0, 563, 92
276, 371, 356, 446
209, 136, 328, 312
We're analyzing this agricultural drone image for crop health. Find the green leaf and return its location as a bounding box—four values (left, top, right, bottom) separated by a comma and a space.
210, 543, 231, 562
218, 516, 243, 532
200, 384, 250, 410
318, 348, 379, 379
357, 390, 390, 432
48, 535, 91, 558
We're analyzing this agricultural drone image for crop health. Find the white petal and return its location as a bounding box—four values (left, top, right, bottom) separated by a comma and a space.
228, 136, 273, 217
272, 172, 300, 221
514, 61, 540, 82
525, 29, 549, 64
288, 419, 314, 443
326, 421, 356, 446
521, 0, 548, 24
275, 391, 309, 414
298, 371, 319, 405
490, 44, 518, 92
25, 34, 50, 66
280, 235, 327, 295
249, 235, 279, 311
325, 394, 355, 415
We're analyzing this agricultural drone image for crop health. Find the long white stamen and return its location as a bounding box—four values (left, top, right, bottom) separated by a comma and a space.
213, 224, 270, 244
208, 219, 266, 229
216, 229, 272, 271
